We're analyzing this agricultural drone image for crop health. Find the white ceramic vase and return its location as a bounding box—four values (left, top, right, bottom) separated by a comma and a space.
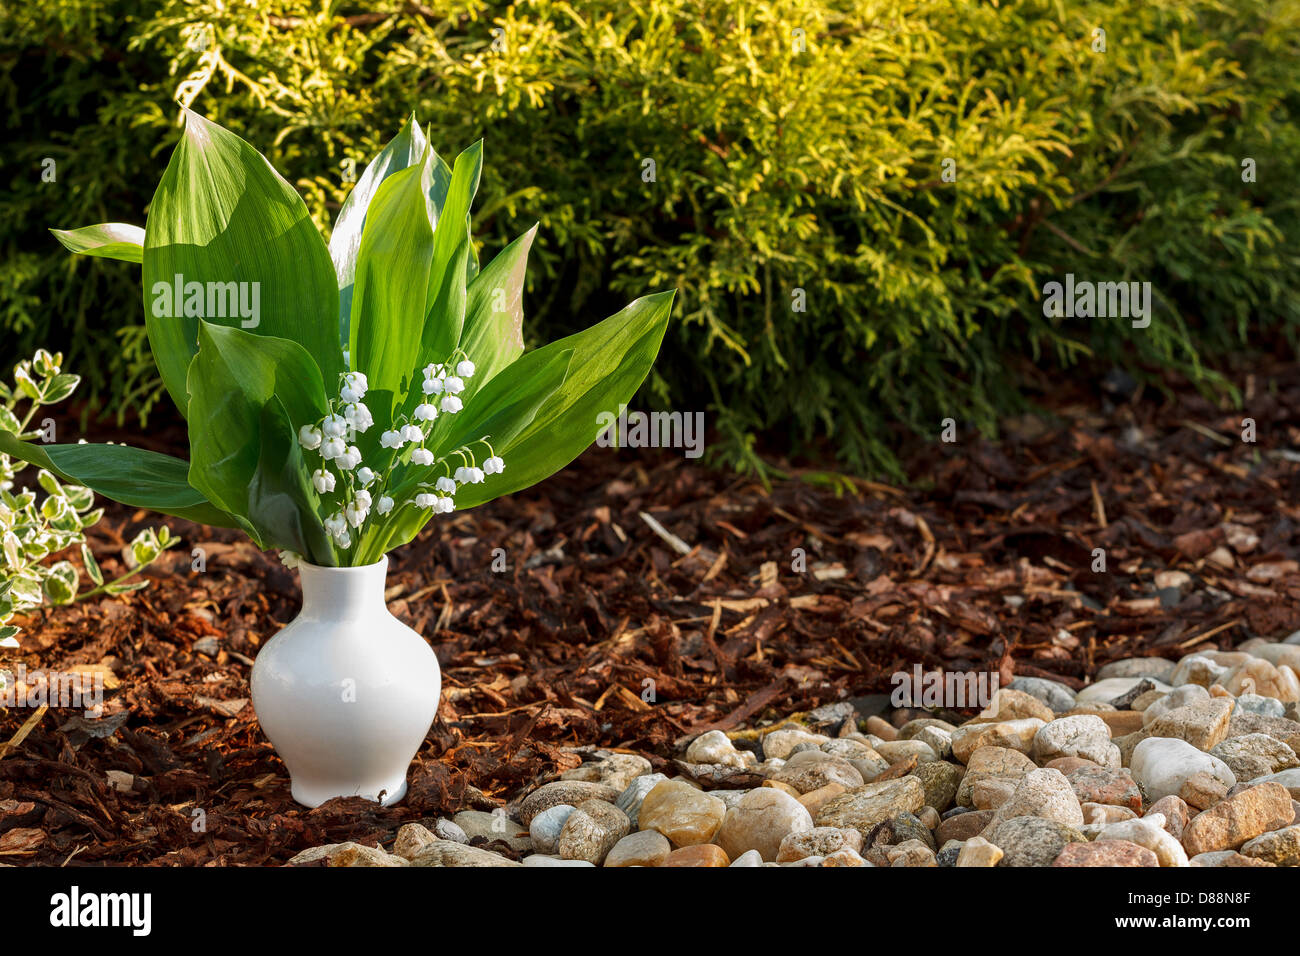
249, 557, 440, 808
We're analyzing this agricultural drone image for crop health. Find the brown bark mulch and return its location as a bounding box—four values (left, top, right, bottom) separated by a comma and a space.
2, 361, 1298, 865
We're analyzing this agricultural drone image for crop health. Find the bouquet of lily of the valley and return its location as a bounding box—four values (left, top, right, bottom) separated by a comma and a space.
3, 110, 673, 567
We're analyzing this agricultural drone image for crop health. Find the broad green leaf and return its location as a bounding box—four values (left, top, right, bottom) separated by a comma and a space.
142, 108, 342, 417
425, 142, 482, 317
454, 291, 675, 511
0, 431, 236, 527
419, 239, 469, 371
349, 151, 436, 401
331, 114, 429, 345
460, 225, 537, 388
50, 223, 145, 264
185, 323, 334, 562
247, 398, 338, 563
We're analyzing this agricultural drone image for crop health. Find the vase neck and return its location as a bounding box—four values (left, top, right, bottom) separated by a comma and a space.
297, 558, 390, 620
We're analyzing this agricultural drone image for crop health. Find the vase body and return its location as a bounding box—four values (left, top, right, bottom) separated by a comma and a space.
249, 557, 440, 808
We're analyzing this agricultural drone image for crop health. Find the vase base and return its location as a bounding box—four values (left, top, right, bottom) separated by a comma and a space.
289, 776, 409, 809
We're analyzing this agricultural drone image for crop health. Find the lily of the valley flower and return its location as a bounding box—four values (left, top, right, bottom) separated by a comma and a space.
312, 469, 336, 494
483, 456, 505, 475
356, 467, 377, 486
321, 414, 348, 439
435, 476, 457, 494
440, 395, 463, 414
380, 429, 405, 449
410, 448, 434, 466
336, 445, 363, 470
413, 403, 438, 422
298, 424, 323, 450
377, 495, 394, 515
321, 437, 346, 460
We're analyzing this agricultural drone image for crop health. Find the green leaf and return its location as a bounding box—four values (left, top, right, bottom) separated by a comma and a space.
0, 431, 236, 527
80, 544, 103, 587
185, 323, 335, 562
0, 406, 20, 434
424, 141, 482, 339
454, 291, 675, 511
330, 113, 429, 345
142, 108, 343, 417
460, 225, 537, 388
40, 374, 79, 405
419, 239, 469, 372
349, 151, 436, 401
43, 560, 79, 605
106, 579, 149, 595
50, 223, 145, 264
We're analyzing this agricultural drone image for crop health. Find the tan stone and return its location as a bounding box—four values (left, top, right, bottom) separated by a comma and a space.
887, 838, 937, 866
660, 843, 729, 866
762, 780, 802, 797
821, 847, 870, 866
967, 688, 1054, 725
797, 782, 847, 816
1052, 840, 1158, 867
637, 779, 727, 846
604, 829, 671, 867
1144, 698, 1234, 751
955, 835, 1003, 867
391, 823, 437, 860
1181, 782, 1296, 855
1180, 771, 1230, 811
865, 716, 898, 741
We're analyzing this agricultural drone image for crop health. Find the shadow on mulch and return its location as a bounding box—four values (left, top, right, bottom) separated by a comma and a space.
2, 361, 1299, 864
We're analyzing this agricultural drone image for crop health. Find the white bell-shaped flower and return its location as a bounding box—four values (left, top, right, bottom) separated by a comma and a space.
379, 429, 405, 449
377, 495, 394, 515
422, 377, 444, 395
321, 437, 346, 460
413, 403, 438, 422
342, 402, 373, 432
298, 424, 323, 451
411, 447, 434, 466
345, 500, 369, 528
456, 359, 476, 378
440, 395, 463, 414
312, 469, 336, 494
483, 456, 505, 475
355, 466, 376, 487
322, 414, 349, 439
414, 493, 437, 509
443, 376, 465, 395
337, 446, 363, 471
436, 476, 457, 494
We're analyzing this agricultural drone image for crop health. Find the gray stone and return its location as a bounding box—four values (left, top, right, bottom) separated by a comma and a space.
1008, 677, 1077, 713
410, 840, 521, 867
987, 816, 1087, 867
614, 772, 668, 828
1248, 768, 1300, 799
556, 799, 631, 864
528, 804, 575, 854
560, 751, 654, 790
983, 768, 1084, 833
452, 810, 531, 852
1076, 677, 1172, 706
1236, 694, 1286, 718
521, 854, 595, 867
516, 781, 620, 825
1141, 684, 1210, 727
814, 777, 926, 834
912, 760, 964, 812
1096, 658, 1178, 683
1210, 734, 1300, 781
